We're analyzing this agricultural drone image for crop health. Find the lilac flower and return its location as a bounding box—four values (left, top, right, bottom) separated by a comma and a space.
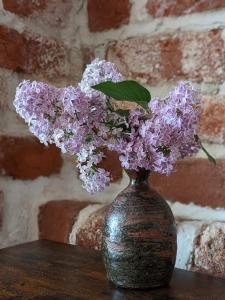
14, 80, 64, 145
13, 70, 124, 193
79, 58, 123, 97
77, 145, 110, 193
79, 164, 110, 194
116, 81, 201, 174
13, 58, 203, 193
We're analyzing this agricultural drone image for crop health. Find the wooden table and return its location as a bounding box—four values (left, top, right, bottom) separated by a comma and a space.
0, 240, 225, 299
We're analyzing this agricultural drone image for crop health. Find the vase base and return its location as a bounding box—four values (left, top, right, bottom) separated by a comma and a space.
110, 279, 170, 290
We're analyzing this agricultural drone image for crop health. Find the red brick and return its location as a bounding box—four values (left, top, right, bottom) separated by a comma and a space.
76, 205, 109, 250
0, 136, 62, 180
106, 29, 225, 85
200, 96, 225, 144
191, 222, 225, 279
147, 0, 225, 18
0, 25, 24, 71
0, 191, 3, 230
38, 200, 93, 243
24, 32, 67, 78
98, 150, 123, 183
2, 0, 72, 26
150, 159, 225, 208
87, 0, 130, 32
3, 0, 47, 17
0, 24, 69, 79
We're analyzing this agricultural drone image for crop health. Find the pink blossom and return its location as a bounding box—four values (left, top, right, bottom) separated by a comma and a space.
14, 59, 202, 193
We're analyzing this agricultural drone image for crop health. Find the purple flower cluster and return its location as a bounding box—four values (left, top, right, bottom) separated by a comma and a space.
114, 82, 201, 175
79, 58, 123, 97
14, 59, 125, 193
14, 58, 202, 193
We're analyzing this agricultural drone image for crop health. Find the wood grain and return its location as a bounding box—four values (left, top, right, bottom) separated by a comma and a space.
0, 240, 225, 299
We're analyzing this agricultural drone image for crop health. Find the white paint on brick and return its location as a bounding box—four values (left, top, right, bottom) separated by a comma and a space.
0, 111, 31, 137
0, 3, 25, 33
199, 83, 220, 95
195, 143, 225, 159
218, 81, 225, 94
66, 46, 83, 84
73, 0, 225, 103
169, 201, 225, 221
0, 160, 128, 249
0, 0, 68, 39
61, 0, 86, 48
176, 221, 203, 269
0, 68, 20, 109
77, 5, 225, 46
69, 203, 105, 246
130, 0, 149, 23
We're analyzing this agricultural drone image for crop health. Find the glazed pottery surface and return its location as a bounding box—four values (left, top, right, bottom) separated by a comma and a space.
103, 170, 177, 289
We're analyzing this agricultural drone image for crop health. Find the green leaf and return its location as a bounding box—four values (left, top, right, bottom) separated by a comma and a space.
92, 80, 151, 110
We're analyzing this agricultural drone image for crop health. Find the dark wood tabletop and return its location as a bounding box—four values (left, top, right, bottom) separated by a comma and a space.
0, 240, 225, 300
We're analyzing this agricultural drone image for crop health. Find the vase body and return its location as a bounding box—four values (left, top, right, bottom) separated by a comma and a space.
102, 170, 177, 289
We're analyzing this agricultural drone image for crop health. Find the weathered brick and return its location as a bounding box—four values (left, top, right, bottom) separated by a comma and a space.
76, 205, 109, 250
0, 191, 3, 231
3, 0, 46, 16
38, 200, 93, 243
192, 222, 225, 278
87, 0, 130, 32
200, 96, 225, 144
106, 29, 225, 85
0, 136, 62, 180
151, 159, 225, 208
107, 34, 183, 85
0, 24, 72, 79
181, 29, 225, 84
147, 0, 225, 18
3, 0, 72, 27
24, 32, 68, 79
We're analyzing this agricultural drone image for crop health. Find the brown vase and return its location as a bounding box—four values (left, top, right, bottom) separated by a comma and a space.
102, 169, 177, 289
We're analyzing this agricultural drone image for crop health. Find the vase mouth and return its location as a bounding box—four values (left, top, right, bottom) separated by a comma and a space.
125, 169, 150, 185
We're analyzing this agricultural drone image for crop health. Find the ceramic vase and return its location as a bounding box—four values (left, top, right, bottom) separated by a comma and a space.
103, 169, 177, 289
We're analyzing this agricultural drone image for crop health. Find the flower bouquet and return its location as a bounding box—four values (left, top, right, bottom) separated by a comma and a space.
14, 58, 215, 289
14, 59, 214, 192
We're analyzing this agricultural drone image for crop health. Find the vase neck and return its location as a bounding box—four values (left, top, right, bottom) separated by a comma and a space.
126, 169, 150, 186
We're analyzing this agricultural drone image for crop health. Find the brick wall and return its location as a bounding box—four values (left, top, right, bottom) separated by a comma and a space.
1, 0, 225, 279
0, 0, 127, 249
